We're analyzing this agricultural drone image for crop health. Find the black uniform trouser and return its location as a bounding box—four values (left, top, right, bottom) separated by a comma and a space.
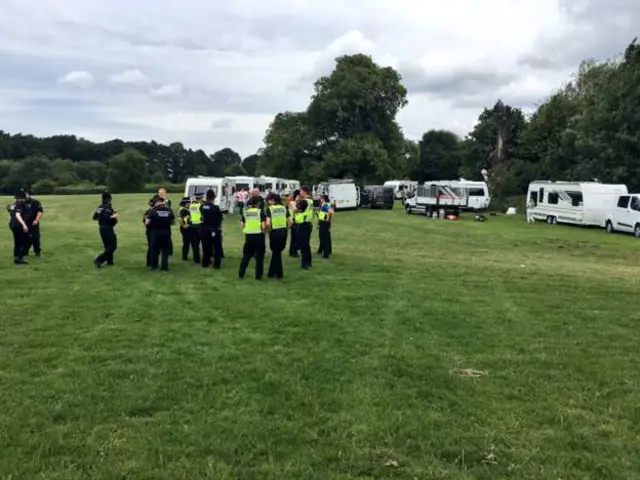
168, 236, 173, 256
289, 223, 299, 256
317, 221, 332, 258
201, 229, 223, 268
268, 229, 287, 278
150, 231, 171, 270
25, 223, 41, 255
296, 222, 312, 268
180, 227, 192, 260
239, 233, 265, 279
96, 226, 117, 265
145, 230, 152, 267
11, 225, 27, 260
191, 225, 202, 263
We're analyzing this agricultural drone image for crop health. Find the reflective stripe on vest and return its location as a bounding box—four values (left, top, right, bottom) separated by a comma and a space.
189, 202, 202, 224
304, 198, 314, 222
268, 205, 287, 229
318, 204, 329, 221
243, 208, 262, 234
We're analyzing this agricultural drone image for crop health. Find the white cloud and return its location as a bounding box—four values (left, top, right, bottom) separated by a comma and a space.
57, 70, 94, 88
0, 0, 638, 156
108, 69, 148, 86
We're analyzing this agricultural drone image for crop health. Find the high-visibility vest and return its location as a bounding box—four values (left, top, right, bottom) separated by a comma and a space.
243, 208, 262, 234
189, 202, 202, 224
268, 205, 287, 229
318, 203, 329, 222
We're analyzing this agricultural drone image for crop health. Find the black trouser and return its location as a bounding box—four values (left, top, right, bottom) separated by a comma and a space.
168, 236, 173, 256
289, 223, 299, 256
145, 230, 152, 267
180, 227, 192, 260
11, 225, 27, 260
96, 226, 117, 265
201, 229, 223, 268
239, 233, 265, 279
317, 221, 332, 258
296, 222, 312, 268
191, 225, 202, 263
268, 229, 287, 278
150, 230, 171, 270
25, 223, 41, 255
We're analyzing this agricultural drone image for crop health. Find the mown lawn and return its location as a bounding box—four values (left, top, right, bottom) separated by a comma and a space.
1, 194, 639, 479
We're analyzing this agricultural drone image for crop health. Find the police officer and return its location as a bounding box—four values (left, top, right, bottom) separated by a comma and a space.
265, 192, 289, 279
24, 190, 43, 257
9, 190, 29, 264
316, 194, 333, 259
178, 197, 193, 261
143, 197, 156, 268
188, 195, 203, 264
200, 188, 224, 269
238, 196, 266, 280
92, 190, 119, 268
293, 185, 314, 269
157, 187, 173, 256
288, 189, 300, 257
145, 196, 175, 271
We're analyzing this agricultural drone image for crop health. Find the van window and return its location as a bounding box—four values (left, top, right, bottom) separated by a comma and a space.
265, 182, 273, 190
468, 188, 485, 196
539, 188, 544, 203
630, 196, 640, 211
236, 183, 250, 191
547, 192, 559, 204
617, 196, 630, 208
188, 185, 218, 197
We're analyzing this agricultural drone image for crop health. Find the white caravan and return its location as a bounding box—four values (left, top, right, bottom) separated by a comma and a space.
284, 179, 301, 195
527, 180, 628, 226
184, 176, 235, 212
426, 179, 490, 210
227, 176, 264, 193
604, 193, 640, 237
384, 180, 418, 199
315, 179, 359, 210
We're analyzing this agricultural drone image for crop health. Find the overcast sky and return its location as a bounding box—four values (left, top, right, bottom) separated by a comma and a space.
1, 0, 637, 157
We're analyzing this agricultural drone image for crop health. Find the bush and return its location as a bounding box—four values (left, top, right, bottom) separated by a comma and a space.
53, 183, 108, 195
144, 183, 185, 194
31, 179, 58, 195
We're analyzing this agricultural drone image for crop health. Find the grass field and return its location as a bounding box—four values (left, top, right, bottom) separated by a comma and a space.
1, 194, 640, 479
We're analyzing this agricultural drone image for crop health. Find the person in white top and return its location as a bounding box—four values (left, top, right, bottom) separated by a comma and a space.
526, 198, 536, 223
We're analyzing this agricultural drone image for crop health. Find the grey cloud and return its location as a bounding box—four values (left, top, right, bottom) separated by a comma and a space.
211, 118, 233, 130
400, 62, 517, 99
519, 0, 640, 69
450, 89, 546, 111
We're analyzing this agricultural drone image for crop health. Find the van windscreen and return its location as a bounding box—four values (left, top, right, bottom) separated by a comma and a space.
188, 186, 218, 197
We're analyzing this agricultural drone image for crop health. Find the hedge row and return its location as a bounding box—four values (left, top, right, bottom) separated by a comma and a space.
28, 181, 186, 195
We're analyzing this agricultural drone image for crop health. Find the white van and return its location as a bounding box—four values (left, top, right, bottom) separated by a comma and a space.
316, 179, 359, 210
383, 180, 417, 199
184, 176, 235, 213
604, 193, 640, 237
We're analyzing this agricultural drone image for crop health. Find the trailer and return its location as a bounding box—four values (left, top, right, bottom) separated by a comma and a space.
315, 179, 359, 210
527, 180, 628, 226
184, 176, 235, 213
404, 183, 467, 216
428, 179, 490, 210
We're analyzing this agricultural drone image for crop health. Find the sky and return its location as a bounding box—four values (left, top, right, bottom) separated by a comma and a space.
0, 0, 638, 158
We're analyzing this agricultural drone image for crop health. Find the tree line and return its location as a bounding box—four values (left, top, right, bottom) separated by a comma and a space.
1, 39, 638, 200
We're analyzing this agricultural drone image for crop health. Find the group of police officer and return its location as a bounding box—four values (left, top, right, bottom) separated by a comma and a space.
89, 184, 334, 279
6, 189, 44, 264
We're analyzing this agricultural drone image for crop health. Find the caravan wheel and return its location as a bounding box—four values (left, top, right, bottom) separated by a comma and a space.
546, 216, 557, 225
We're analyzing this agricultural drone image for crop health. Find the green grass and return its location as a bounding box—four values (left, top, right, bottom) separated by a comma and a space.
1, 194, 640, 479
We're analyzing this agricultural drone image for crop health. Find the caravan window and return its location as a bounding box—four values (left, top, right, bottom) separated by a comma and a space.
567, 192, 582, 206
468, 188, 485, 196
630, 196, 640, 211
617, 196, 630, 208
236, 183, 250, 191
547, 192, 559, 204
265, 182, 273, 190
538, 188, 544, 203
188, 185, 218, 197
